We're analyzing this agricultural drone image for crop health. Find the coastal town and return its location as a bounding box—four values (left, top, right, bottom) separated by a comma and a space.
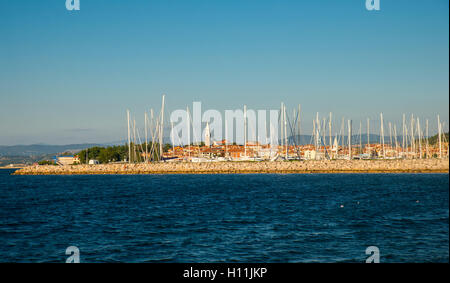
9, 96, 450, 173
30, 126, 449, 167
12, 127, 450, 175
163, 138, 449, 162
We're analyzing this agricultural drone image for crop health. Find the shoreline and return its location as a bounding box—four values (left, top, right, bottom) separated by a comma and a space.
11, 170, 450, 175
12, 159, 449, 175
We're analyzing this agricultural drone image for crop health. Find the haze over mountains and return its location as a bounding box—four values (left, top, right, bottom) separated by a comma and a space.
0, 144, 105, 166
0, 144, 106, 157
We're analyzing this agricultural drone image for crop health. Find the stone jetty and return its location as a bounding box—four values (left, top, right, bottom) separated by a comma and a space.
13, 159, 449, 175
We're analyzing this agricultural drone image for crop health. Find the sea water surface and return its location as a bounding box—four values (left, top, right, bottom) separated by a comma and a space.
0, 169, 448, 262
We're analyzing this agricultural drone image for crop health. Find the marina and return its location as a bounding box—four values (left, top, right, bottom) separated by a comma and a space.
14, 95, 449, 175
139, 96, 448, 162
73, 95, 450, 166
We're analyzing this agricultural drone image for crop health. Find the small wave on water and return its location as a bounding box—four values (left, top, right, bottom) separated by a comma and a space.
0, 170, 448, 262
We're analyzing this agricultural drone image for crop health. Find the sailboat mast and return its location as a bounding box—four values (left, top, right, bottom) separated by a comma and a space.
402, 114, 406, 156
348, 120, 352, 159
244, 104, 247, 157
329, 112, 332, 158
411, 114, 415, 158
389, 122, 392, 150
145, 112, 148, 163
312, 119, 316, 155
225, 119, 228, 158
359, 121, 362, 155
127, 109, 131, 164
380, 113, 385, 158
280, 102, 284, 152
438, 115, 442, 158
284, 105, 288, 159
187, 107, 191, 159
341, 117, 344, 157
171, 121, 175, 157
298, 104, 301, 157
426, 119, 429, 158
133, 119, 137, 162
150, 109, 155, 161
417, 117, 422, 159
159, 94, 165, 161
394, 125, 398, 158
322, 118, 326, 157
315, 112, 319, 157
367, 118, 370, 156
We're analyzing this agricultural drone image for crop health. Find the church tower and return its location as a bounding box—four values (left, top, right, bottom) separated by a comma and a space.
205, 122, 211, 147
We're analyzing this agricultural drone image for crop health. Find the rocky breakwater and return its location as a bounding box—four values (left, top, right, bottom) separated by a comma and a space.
12, 158, 449, 175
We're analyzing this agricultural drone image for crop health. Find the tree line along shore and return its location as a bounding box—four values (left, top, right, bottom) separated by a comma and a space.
13, 158, 449, 175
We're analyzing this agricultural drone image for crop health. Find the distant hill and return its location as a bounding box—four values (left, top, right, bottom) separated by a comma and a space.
285, 134, 400, 146
0, 143, 106, 157
0, 139, 172, 166
283, 132, 449, 146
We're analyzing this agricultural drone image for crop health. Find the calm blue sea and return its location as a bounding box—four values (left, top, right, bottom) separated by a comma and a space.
0, 169, 448, 263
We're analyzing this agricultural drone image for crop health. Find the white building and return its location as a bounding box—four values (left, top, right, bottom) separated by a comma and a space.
304, 150, 317, 160
55, 155, 79, 166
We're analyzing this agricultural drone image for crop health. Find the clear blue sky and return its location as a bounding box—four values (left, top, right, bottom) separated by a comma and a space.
0, 0, 448, 145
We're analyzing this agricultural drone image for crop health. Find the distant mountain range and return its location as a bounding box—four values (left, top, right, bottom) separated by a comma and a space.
283, 134, 401, 146
0, 138, 172, 158
286, 132, 448, 146
0, 143, 105, 157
